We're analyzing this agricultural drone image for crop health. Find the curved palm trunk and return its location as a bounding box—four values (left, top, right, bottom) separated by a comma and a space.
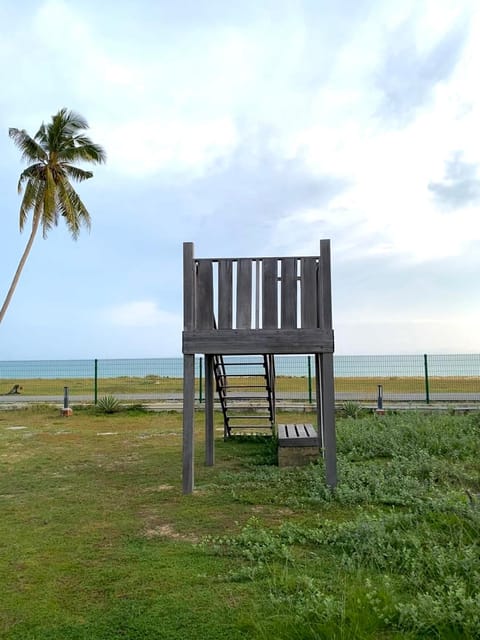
0, 214, 41, 325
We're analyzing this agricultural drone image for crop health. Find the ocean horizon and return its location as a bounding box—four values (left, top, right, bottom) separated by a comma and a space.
0, 354, 479, 380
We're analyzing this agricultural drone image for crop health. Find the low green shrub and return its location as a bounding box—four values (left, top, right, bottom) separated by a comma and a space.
96, 394, 121, 414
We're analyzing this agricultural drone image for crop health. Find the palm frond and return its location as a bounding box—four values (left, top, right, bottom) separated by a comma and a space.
58, 139, 106, 164
62, 165, 94, 182
56, 177, 91, 239
18, 179, 41, 231
17, 164, 46, 192
43, 167, 57, 226
58, 108, 89, 133
9, 129, 47, 163
48, 108, 90, 148
34, 123, 49, 151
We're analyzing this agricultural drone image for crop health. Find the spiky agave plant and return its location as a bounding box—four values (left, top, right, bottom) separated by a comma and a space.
96, 395, 121, 414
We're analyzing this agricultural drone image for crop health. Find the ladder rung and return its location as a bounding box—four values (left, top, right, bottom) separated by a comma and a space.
228, 415, 272, 420
222, 384, 267, 388
217, 372, 266, 376
223, 396, 269, 400
218, 361, 265, 366
227, 425, 273, 430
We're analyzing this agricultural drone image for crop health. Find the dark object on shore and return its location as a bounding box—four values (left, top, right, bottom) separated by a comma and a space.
5, 384, 22, 395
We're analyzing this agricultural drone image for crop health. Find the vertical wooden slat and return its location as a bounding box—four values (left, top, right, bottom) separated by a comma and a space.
236, 259, 252, 329
205, 354, 215, 466
183, 242, 195, 330
318, 239, 333, 330
301, 258, 317, 328
182, 354, 195, 494
281, 257, 297, 328
262, 258, 278, 329
218, 260, 233, 329
196, 261, 214, 329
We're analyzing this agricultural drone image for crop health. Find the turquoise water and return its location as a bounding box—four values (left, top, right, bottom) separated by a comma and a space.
0, 355, 479, 379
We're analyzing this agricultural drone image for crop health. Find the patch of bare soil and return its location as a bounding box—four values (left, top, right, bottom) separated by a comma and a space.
142, 516, 198, 543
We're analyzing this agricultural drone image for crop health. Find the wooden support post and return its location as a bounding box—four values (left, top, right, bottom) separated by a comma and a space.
205, 354, 215, 466
320, 352, 337, 488
318, 239, 337, 489
314, 353, 324, 450
183, 242, 195, 494
183, 354, 195, 494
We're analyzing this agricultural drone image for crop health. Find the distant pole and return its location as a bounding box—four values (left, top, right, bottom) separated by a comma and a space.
424, 354, 430, 404
199, 357, 203, 403
377, 384, 384, 411
94, 358, 98, 405
62, 386, 72, 417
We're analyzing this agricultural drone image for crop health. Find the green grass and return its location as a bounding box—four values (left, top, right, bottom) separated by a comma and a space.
0, 406, 479, 638
2, 374, 480, 398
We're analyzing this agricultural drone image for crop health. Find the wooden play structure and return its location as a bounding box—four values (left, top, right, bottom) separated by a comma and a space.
182, 240, 337, 494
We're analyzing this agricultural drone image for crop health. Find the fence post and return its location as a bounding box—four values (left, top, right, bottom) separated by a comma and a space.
199, 357, 203, 403
94, 359, 98, 404
424, 354, 430, 404
307, 356, 312, 403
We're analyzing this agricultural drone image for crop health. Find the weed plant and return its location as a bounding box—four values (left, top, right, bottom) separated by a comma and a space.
96, 394, 121, 414
204, 411, 480, 639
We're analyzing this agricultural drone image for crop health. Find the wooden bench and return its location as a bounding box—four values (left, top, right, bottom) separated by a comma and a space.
277, 423, 319, 467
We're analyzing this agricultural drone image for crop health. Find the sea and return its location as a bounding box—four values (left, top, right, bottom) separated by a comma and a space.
0, 354, 479, 379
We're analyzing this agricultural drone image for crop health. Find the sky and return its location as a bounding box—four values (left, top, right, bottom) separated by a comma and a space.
1, 0, 480, 359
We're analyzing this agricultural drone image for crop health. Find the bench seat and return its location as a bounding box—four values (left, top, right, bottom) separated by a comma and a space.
278, 423, 318, 446
277, 423, 320, 467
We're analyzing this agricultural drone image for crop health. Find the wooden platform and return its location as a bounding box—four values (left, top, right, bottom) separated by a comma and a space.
278, 423, 318, 446
277, 423, 319, 467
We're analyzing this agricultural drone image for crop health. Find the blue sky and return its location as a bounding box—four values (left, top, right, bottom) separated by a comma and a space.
1, 0, 480, 359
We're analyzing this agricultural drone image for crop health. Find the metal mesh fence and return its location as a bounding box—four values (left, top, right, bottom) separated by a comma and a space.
0, 354, 479, 404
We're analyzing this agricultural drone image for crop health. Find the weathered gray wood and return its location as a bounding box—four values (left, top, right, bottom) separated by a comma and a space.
255, 259, 260, 329
301, 258, 317, 328
183, 328, 334, 354
319, 240, 332, 330
205, 354, 215, 466
196, 260, 214, 329
182, 354, 195, 494
278, 423, 319, 446
183, 243, 195, 330
262, 258, 278, 329
281, 258, 297, 328
236, 259, 252, 329
320, 352, 337, 488
182, 239, 337, 494
218, 260, 233, 329
314, 353, 324, 450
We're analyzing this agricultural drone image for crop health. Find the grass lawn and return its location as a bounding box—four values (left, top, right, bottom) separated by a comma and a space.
2, 375, 480, 398
0, 405, 479, 639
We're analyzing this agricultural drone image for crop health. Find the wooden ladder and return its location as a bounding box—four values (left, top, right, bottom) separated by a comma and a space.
213, 354, 276, 438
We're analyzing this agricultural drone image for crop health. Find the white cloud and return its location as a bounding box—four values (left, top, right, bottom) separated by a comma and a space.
336, 316, 480, 355
103, 301, 181, 329
99, 116, 239, 176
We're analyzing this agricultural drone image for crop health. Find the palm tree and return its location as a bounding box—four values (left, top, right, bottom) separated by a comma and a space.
0, 108, 106, 324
